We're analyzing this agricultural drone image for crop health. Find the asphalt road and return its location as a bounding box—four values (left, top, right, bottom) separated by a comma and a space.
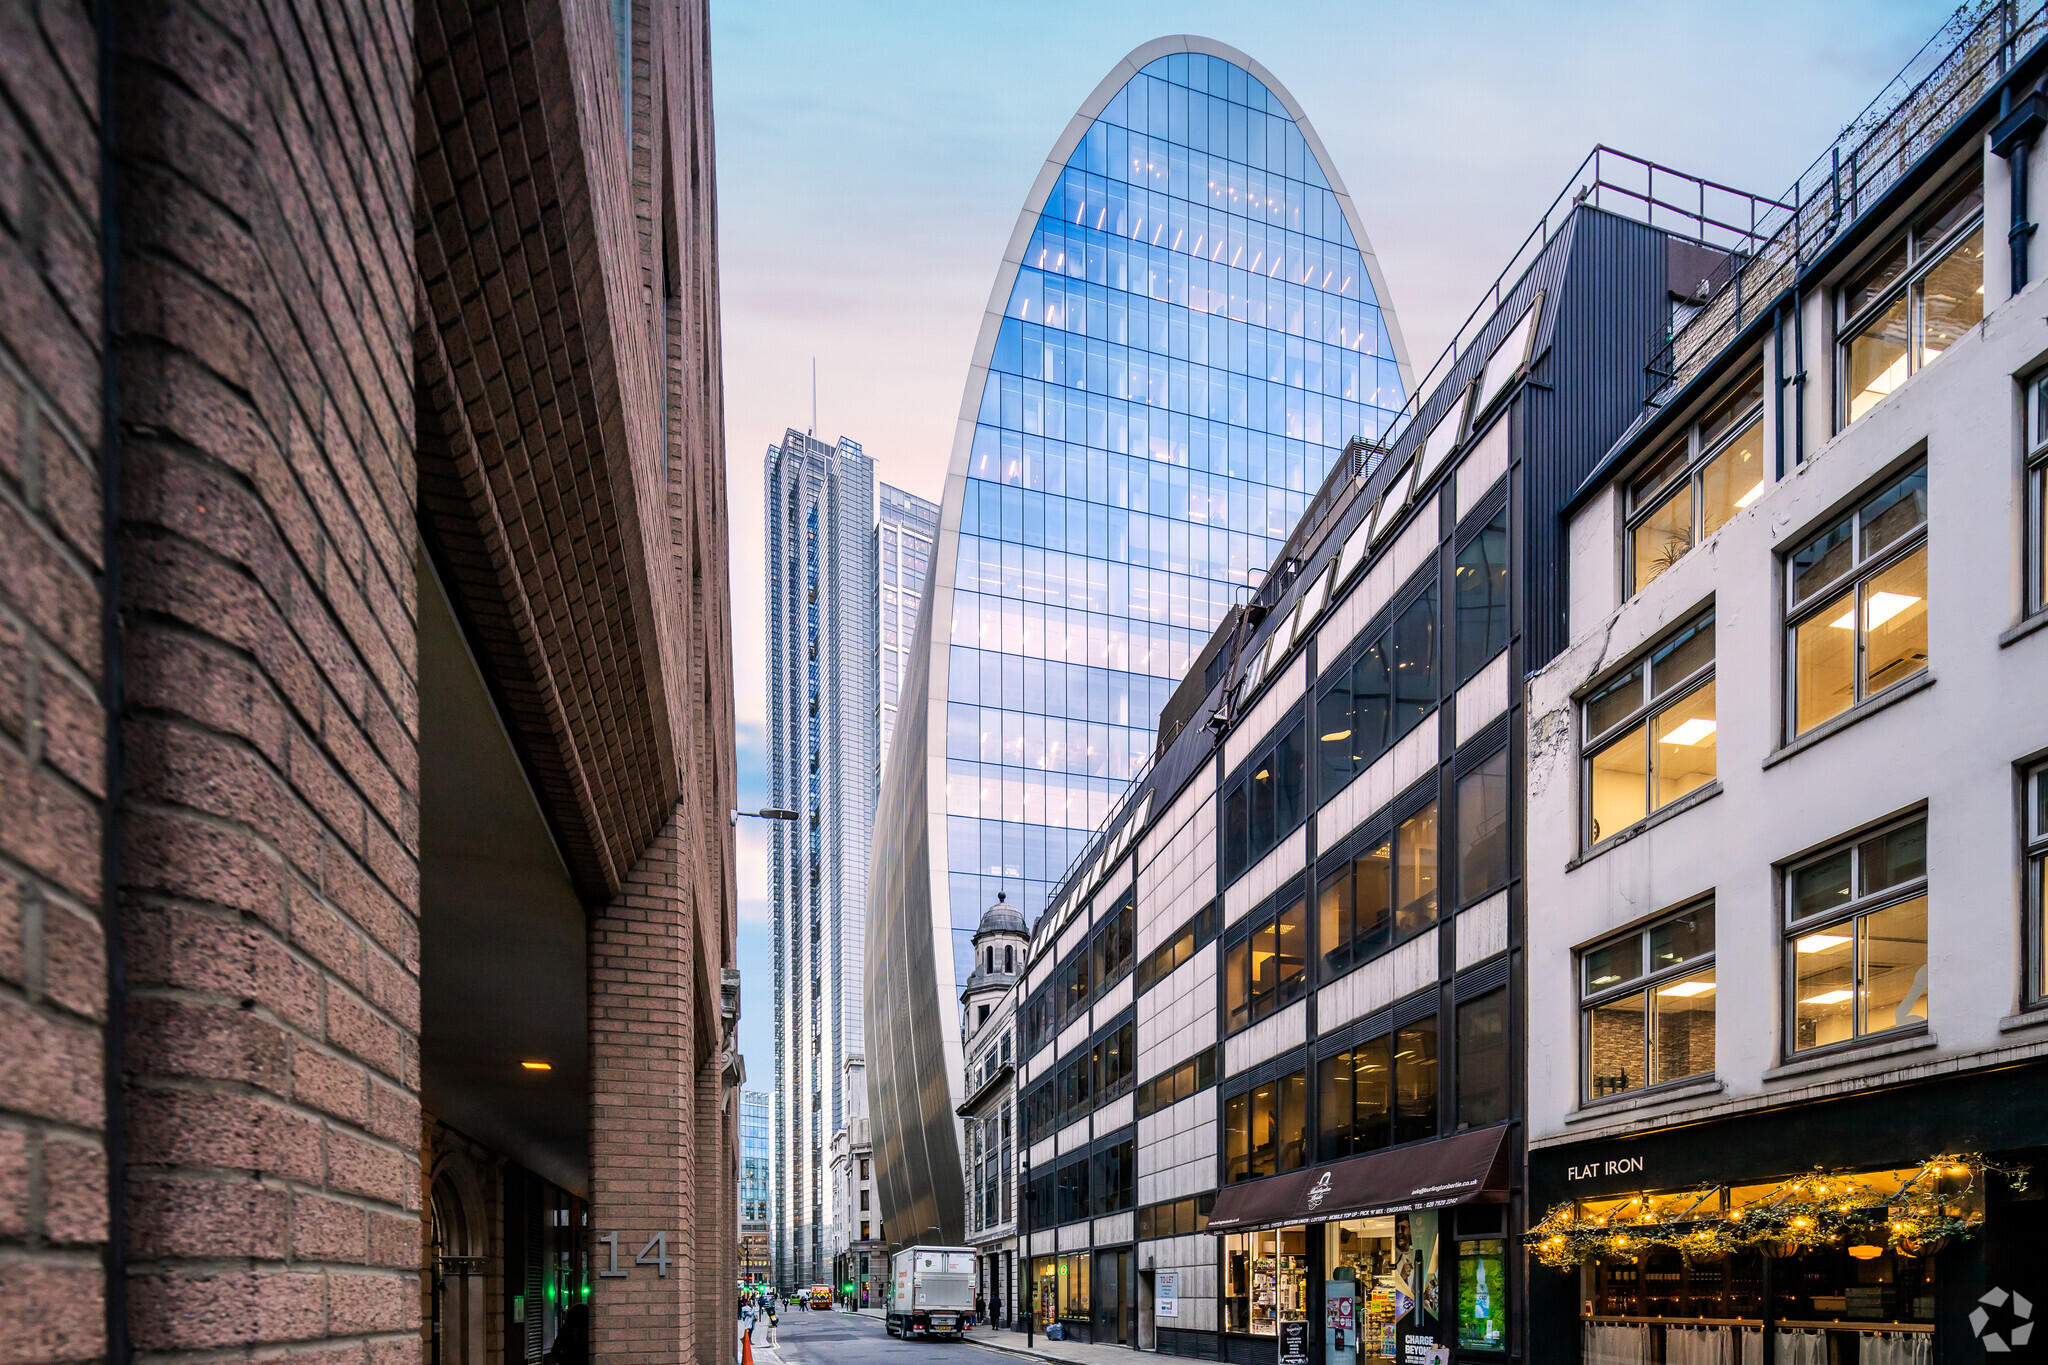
754, 1309, 993, 1365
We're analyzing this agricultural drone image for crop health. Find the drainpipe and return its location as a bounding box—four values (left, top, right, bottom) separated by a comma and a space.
95, 0, 128, 1358
1992, 88, 2048, 296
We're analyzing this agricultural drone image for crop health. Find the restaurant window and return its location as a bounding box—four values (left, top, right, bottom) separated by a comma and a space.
2030, 762, 2048, 1004
1222, 716, 1307, 884
1317, 796, 1438, 980
1224, 1069, 1307, 1182
1456, 749, 1508, 905
1225, 888, 1308, 1034
1627, 369, 1767, 594
1582, 608, 1715, 847
1840, 171, 1984, 424
1317, 581, 1439, 800
1134, 1049, 1217, 1120
1456, 989, 1507, 1129
1579, 902, 1715, 1103
1137, 900, 1217, 994
1224, 1228, 1308, 1336
1316, 1013, 1437, 1160
1454, 506, 1509, 683
2028, 374, 2048, 616
1785, 462, 1928, 738
1785, 814, 1928, 1054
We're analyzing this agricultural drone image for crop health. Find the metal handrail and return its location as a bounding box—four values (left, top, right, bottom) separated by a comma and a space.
1647, 0, 2048, 402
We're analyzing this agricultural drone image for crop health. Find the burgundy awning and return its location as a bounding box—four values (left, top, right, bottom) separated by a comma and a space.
1206, 1126, 1511, 1232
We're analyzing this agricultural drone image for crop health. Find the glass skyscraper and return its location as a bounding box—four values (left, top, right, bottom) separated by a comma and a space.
765, 430, 874, 1290
875, 484, 939, 776
867, 37, 1410, 1245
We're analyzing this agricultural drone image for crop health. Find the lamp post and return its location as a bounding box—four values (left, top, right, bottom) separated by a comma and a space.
1021, 1150, 1035, 1348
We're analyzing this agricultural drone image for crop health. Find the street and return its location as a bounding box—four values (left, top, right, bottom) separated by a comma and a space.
755, 1310, 992, 1365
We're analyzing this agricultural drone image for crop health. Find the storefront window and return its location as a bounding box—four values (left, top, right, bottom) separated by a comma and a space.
1225, 1228, 1308, 1337
1327, 1218, 1402, 1363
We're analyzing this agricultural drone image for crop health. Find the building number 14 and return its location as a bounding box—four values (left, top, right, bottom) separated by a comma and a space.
597, 1231, 672, 1278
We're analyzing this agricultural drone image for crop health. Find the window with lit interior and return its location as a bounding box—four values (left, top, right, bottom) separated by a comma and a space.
1784, 814, 1928, 1054
1785, 463, 1927, 738
1627, 369, 1767, 594
1581, 608, 1715, 848
1579, 902, 1715, 1103
1840, 171, 1983, 424
2029, 763, 2048, 1005
2028, 374, 2048, 617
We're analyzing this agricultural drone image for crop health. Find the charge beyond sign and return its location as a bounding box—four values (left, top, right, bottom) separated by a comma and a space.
1565, 1156, 1645, 1182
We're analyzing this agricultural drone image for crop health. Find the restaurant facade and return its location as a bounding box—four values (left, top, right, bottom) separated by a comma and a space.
1522, 6, 2048, 1360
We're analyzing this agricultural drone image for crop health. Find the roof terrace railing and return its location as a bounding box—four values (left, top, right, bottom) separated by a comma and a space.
1647, 0, 2048, 404
1265, 147, 1788, 601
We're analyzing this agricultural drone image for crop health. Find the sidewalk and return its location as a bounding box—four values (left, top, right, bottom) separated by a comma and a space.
961, 1323, 1147, 1365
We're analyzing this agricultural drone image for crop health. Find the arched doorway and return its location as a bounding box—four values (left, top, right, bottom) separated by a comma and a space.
430, 1164, 489, 1365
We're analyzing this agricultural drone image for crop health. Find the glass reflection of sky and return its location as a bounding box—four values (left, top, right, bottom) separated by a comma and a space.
941, 51, 1403, 982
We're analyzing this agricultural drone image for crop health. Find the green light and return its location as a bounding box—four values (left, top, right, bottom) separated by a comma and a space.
581, 1283, 590, 1301
546, 1283, 557, 1303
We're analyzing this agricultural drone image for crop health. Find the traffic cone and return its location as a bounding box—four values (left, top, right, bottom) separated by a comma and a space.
742, 1327, 756, 1365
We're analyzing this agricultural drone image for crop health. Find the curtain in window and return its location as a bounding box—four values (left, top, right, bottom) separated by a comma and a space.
1582, 1322, 1650, 1365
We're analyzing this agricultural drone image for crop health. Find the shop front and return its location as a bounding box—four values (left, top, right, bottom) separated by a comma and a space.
1526, 1063, 2048, 1361
1207, 1125, 1513, 1365
1029, 1247, 1136, 1345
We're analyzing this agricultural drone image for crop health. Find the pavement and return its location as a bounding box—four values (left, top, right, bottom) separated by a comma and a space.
752, 1304, 1141, 1365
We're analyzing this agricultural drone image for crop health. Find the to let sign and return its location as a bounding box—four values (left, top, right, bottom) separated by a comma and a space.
1155, 1271, 1178, 1319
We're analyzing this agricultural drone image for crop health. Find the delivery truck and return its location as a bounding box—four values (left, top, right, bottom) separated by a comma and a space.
885, 1246, 976, 1340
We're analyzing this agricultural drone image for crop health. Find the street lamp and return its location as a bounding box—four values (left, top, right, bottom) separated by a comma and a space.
731, 807, 800, 826
1021, 1151, 1035, 1348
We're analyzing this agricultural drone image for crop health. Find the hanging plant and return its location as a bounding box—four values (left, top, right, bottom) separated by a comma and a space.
1523, 1154, 2027, 1270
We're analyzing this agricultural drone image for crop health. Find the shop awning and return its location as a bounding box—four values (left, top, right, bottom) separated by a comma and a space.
1206, 1125, 1511, 1232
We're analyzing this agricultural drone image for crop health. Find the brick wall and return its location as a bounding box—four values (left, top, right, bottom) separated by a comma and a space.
0, 0, 110, 1358
111, 0, 420, 1358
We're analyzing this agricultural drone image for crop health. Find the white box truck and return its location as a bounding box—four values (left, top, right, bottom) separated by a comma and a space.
886, 1246, 976, 1340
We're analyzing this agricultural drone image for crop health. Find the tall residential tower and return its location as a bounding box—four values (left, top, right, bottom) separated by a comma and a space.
767, 431, 876, 1289
868, 36, 1410, 1247
877, 484, 941, 775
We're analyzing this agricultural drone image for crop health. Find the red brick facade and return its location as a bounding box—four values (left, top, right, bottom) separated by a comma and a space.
0, 0, 736, 1360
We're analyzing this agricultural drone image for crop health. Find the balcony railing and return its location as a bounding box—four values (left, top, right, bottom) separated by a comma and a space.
1646, 0, 2048, 403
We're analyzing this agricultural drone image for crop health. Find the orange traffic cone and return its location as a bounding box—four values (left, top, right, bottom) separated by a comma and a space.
742, 1327, 756, 1365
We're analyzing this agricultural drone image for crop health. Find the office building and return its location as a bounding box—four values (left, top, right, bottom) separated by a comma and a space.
869, 33, 1412, 1252
960, 895, 1032, 1324
743, 1089, 773, 1284
0, 1, 742, 1362
767, 431, 877, 1288
830, 1061, 887, 1306
879, 484, 942, 774
1523, 9, 2048, 1358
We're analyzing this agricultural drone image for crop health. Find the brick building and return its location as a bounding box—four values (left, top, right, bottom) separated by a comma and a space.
0, 0, 739, 1362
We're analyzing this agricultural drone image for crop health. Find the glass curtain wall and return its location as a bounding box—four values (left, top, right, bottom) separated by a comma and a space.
942, 50, 1404, 980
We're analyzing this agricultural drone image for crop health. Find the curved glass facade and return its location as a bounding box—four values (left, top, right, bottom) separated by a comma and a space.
941, 50, 1406, 978
868, 38, 1408, 1245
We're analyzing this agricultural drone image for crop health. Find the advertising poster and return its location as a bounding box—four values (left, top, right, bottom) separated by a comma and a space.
1156, 1271, 1178, 1319
1457, 1241, 1506, 1349
1279, 1319, 1309, 1365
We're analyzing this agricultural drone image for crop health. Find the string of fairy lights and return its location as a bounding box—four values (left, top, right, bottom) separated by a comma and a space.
1523, 1154, 2030, 1269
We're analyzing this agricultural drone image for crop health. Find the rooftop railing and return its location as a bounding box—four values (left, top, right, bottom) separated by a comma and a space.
1267, 147, 1788, 602
1647, 0, 2048, 403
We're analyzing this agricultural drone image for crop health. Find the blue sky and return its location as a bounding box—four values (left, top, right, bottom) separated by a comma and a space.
712, 0, 1955, 1093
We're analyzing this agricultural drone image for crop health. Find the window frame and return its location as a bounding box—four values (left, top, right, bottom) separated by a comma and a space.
1781, 813, 1930, 1058
1315, 576, 1440, 806
1316, 787, 1440, 983
2027, 374, 2048, 618
1781, 462, 1929, 741
1624, 368, 1767, 595
1222, 713, 1309, 885
2028, 761, 2048, 1008
1223, 883, 1310, 1036
1578, 607, 1717, 850
1836, 170, 1986, 428
1223, 1068, 1308, 1183
1315, 1010, 1440, 1161
1576, 901, 1717, 1106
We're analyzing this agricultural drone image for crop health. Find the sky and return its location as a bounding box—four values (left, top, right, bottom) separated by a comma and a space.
710, 0, 1956, 1093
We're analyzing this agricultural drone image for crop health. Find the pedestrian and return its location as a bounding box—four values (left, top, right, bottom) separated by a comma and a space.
975, 1291, 985, 1329
990, 1289, 1002, 1331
